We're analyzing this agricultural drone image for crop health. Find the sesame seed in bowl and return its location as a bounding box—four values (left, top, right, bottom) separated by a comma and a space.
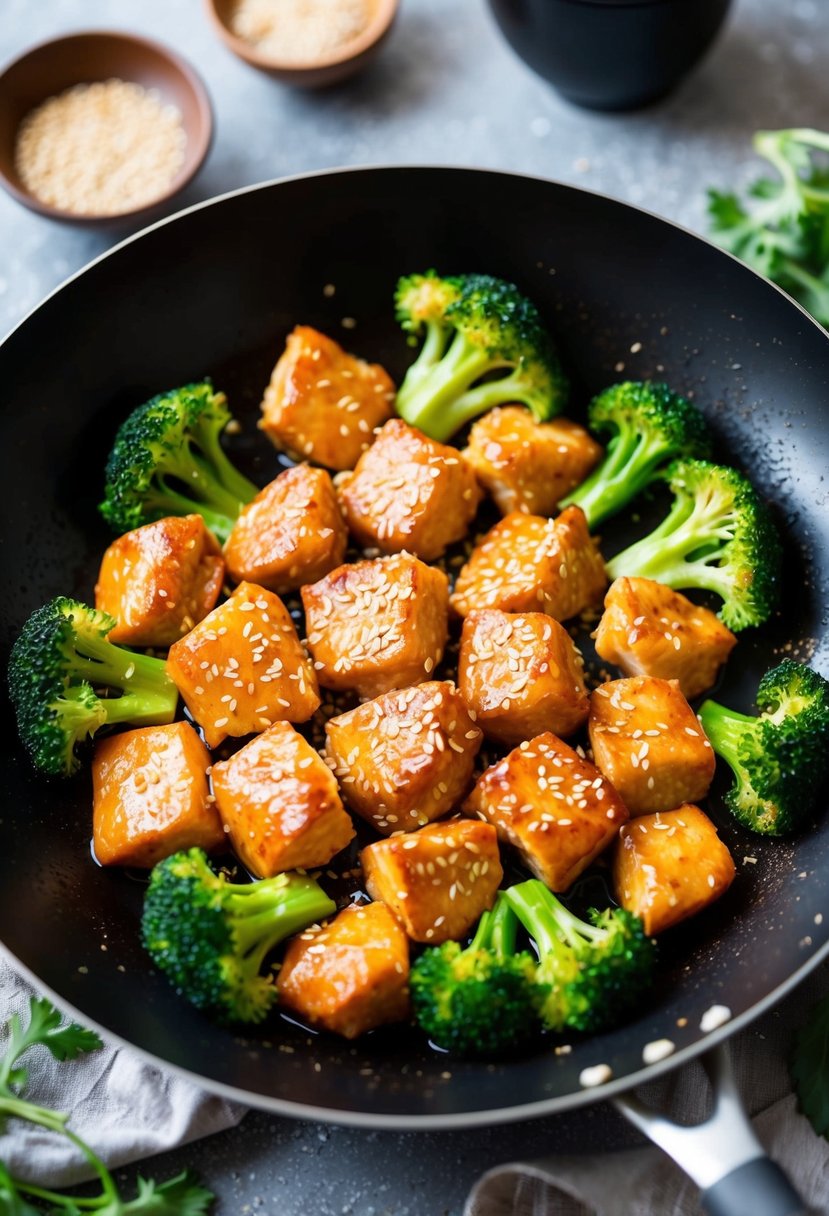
0, 31, 213, 225
205, 0, 399, 87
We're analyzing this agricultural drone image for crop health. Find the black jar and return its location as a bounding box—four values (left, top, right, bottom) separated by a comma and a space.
486, 0, 733, 111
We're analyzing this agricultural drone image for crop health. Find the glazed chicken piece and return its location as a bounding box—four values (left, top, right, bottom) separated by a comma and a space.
463, 406, 602, 517
458, 608, 589, 746
211, 722, 355, 878
92, 721, 223, 867
588, 676, 716, 816
259, 325, 395, 470
277, 902, 410, 1039
95, 514, 224, 647
223, 464, 347, 594
463, 731, 628, 892
337, 418, 482, 560
613, 803, 736, 935
166, 581, 320, 748
594, 577, 737, 700
324, 681, 482, 835
450, 506, 606, 621
361, 819, 503, 943
302, 553, 449, 699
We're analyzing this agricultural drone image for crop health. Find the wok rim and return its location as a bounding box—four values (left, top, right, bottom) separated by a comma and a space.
3, 938, 826, 1128
2, 163, 828, 1129
3, 161, 828, 348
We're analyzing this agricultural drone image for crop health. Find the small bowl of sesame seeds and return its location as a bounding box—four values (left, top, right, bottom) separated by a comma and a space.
0, 30, 213, 225
206, 0, 399, 88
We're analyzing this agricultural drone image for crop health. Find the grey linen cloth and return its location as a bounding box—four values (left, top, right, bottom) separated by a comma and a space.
0, 957, 247, 1186
466, 962, 829, 1216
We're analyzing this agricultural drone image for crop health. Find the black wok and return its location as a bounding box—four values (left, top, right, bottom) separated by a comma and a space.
1, 169, 827, 1156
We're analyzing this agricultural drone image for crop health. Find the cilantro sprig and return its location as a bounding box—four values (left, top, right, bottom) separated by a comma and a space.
0, 996, 213, 1214
708, 128, 829, 327
791, 988, 829, 1140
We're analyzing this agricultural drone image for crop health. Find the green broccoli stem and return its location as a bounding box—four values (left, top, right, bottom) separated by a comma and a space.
563, 423, 673, 527
190, 414, 259, 506
158, 447, 251, 522
228, 878, 336, 973
413, 319, 453, 371
67, 630, 179, 724
396, 332, 509, 441
397, 321, 453, 399
605, 489, 735, 597
697, 699, 757, 773
144, 479, 240, 543
505, 880, 595, 961
468, 895, 518, 959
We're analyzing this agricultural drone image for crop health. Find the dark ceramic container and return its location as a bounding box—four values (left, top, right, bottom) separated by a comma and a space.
486, 0, 733, 111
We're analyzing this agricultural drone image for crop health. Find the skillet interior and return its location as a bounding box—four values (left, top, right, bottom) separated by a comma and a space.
1, 166, 828, 1125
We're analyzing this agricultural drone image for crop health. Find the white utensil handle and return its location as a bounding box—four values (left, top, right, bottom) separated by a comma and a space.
613, 1044, 807, 1216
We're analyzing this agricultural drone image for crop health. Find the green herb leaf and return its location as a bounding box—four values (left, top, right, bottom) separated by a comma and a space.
707, 128, 829, 329
120, 1171, 215, 1214
0, 999, 214, 1213
707, 188, 747, 231
791, 990, 829, 1138
0, 998, 102, 1100
0, 1162, 45, 1216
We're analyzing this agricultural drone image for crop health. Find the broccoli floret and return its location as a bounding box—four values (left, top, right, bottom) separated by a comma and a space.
409, 894, 543, 1056
605, 458, 781, 631
505, 879, 656, 1034
560, 381, 711, 528
99, 381, 258, 543
394, 271, 567, 441
8, 597, 178, 777
142, 848, 336, 1024
698, 660, 829, 835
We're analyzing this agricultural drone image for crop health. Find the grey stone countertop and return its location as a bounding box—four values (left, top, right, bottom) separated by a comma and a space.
2, 0, 829, 1212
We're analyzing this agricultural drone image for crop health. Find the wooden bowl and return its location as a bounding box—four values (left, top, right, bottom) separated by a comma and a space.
205, 0, 398, 87
0, 30, 213, 225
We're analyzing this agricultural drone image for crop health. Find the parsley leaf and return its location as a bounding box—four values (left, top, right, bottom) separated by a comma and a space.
0, 997, 214, 1213
707, 128, 829, 327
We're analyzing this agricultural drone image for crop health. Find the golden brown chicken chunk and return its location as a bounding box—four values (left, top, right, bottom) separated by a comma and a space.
92, 722, 223, 868
95, 515, 224, 647
594, 577, 737, 701
211, 722, 355, 877
463, 407, 602, 517
463, 732, 628, 892
337, 419, 482, 560
259, 325, 395, 470
588, 677, 715, 817
613, 804, 736, 935
361, 819, 502, 943
166, 581, 320, 748
450, 506, 606, 621
325, 681, 482, 835
458, 609, 589, 745
302, 553, 449, 699
277, 902, 410, 1039
223, 465, 347, 594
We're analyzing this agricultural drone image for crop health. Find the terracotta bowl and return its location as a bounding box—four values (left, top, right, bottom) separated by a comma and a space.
205, 0, 398, 87
0, 30, 213, 225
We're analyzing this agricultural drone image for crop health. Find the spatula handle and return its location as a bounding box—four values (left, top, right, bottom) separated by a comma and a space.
702, 1157, 806, 1216
613, 1044, 808, 1216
